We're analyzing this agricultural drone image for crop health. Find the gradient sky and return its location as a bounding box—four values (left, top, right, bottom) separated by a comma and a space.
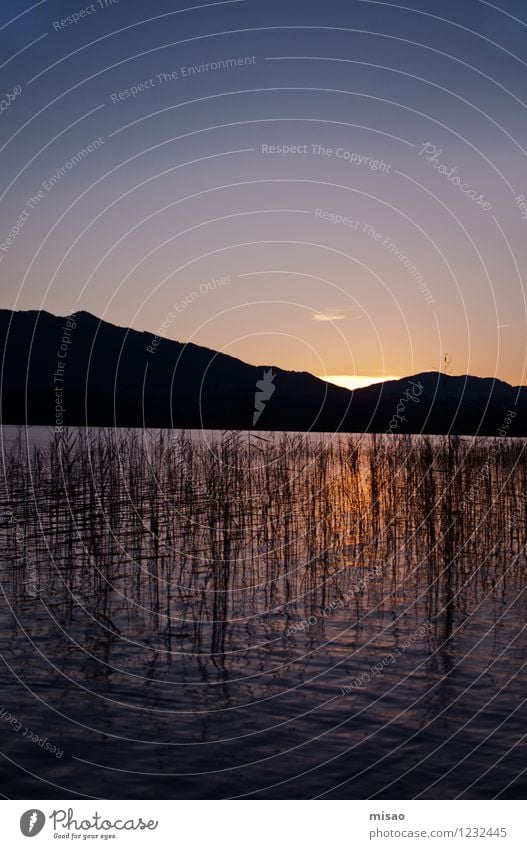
1, 0, 526, 385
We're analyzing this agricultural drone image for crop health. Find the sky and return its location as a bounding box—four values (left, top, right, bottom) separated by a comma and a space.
0, 0, 526, 388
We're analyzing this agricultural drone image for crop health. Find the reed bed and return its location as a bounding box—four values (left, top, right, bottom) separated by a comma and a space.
0, 428, 525, 649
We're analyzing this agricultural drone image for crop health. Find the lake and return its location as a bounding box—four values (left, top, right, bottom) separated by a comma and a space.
0, 427, 525, 799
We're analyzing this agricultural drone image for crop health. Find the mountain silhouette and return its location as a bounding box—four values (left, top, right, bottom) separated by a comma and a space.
0, 309, 525, 435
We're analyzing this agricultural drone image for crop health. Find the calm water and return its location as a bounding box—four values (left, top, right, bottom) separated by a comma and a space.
0, 427, 525, 799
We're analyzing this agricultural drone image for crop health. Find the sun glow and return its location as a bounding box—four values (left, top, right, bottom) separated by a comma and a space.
321, 374, 401, 392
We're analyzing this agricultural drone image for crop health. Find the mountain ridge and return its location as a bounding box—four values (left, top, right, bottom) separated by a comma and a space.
0, 309, 525, 435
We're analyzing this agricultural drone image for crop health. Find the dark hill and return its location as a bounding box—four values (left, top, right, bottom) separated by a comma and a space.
0, 310, 525, 435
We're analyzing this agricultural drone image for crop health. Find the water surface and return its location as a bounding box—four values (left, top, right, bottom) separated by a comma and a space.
0, 427, 525, 799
